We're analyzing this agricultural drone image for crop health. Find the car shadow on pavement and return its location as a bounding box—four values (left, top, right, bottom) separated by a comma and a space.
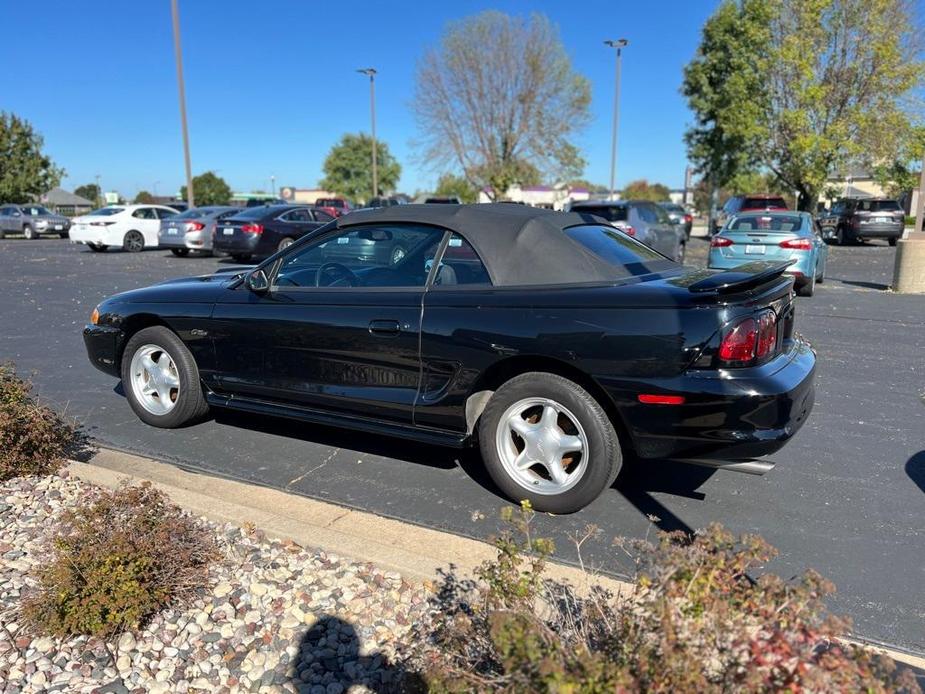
287, 614, 418, 693
905, 451, 925, 495
833, 278, 891, 291
612, 458, 715, 535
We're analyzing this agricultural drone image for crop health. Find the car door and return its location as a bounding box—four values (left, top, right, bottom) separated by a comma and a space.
209, 222, 447, 424
129, 207, 161, 246
0, 207, 10, 233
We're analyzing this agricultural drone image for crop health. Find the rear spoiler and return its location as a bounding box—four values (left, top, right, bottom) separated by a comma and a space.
687, 260, 795, 294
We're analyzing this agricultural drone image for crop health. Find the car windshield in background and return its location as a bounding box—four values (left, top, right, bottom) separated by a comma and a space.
316, 199, 344, 208
89, 207, 124, 216
728, 215, 804, 232
231, 206, 277, 220
858, 200, 901, 212
171, 209, 206, 220
660, 204, 685, 213
743, 197, 787, 209
572, 205, 628, 222
564, 224, 669, 278
22, 206, 51, 216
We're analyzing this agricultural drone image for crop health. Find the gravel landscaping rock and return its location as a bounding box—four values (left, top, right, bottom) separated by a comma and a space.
0, 473, 432, 693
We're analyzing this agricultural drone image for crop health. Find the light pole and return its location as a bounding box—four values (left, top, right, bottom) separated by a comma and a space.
604, 39, 628, 201
357, 68, 378, 199
171, 0, 194, 207
270, 175, 276, 197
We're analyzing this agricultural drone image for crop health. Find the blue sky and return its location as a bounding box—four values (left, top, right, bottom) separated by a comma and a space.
1, 1, 720, 198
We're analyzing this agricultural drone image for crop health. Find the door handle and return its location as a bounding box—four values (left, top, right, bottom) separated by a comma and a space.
368, 319, 401, 336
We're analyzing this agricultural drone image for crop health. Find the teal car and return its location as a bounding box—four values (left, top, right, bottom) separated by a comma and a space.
708, 211, 828, 297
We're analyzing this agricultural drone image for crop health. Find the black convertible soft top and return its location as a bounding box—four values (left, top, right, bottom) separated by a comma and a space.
336, 203, 636, 287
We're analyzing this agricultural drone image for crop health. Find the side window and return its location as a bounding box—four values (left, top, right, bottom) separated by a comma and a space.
312, 209, 334, 223
637, 204, 658, 224
273, 224, 445, 289
653, 204, 670, 224
133, 207, 157, 220
154, 208, 176, 220
281, 208, 311, 222
429, 233, 491, 287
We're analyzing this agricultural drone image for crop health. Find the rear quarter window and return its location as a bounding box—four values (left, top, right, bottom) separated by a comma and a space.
564, 224, 671, 278
571, 205, 628, 222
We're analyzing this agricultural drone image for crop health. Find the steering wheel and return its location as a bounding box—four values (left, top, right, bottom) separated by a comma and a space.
315, 262, 360, 287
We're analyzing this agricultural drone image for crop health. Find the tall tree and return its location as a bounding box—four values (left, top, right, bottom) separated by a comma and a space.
180, 171, 232, 206
320, 134, 401, 201
413, 11, 591, 201
622, 179, 672, 202
0, 112, 64, 203
133, 190, 155, 204
684, 0, 924, 210
434, 173, 478, 204
74, 183, 101, 204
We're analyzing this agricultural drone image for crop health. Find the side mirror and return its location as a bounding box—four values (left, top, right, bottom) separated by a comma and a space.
245, 269, 269, 294
12, 212, 20, 217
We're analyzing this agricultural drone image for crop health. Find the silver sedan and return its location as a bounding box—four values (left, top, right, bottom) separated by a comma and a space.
157, 206, 240, 256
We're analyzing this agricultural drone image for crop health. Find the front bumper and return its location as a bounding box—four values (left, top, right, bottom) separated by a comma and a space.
603, 337, 816, 461
83, 324, 123, 377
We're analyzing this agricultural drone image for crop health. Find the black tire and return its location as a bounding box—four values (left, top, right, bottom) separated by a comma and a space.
835, 226, 845, 246
231, 253, 252, 263
278, 237, 295, 253
88, 243, 108, 252
23, 224, 36, 240
0, 230, 5, 239
888, 237, 897, 247
121, 326, 209, 428
123, 230, 145, 253
796, 272, 815, 297
816, 261, 825, 284
58, 232, 68, 239
478, 372, 621, 514
170, 248, 190, 257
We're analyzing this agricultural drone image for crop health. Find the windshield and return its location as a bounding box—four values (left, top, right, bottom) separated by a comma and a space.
659, 204, 685, 213
857, 200, 901, 212
171, 209, 206, 220
742, 197, 787, 210
572, 205, 628, 222
88, 207, 124, 216
22, 206, 51, 216
564, 224, 670, 278
728, 214, 805, 232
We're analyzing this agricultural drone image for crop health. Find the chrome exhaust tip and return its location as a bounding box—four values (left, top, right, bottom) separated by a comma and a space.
679, 458, 776, 476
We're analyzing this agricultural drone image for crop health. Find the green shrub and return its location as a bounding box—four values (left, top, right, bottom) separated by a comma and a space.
22, 483, 216, 637
905, 216, 916, 227
419, 506, 920, 693
0, 362, 81, 480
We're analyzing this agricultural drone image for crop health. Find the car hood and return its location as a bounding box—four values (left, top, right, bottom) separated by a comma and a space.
108, 269, 251, 305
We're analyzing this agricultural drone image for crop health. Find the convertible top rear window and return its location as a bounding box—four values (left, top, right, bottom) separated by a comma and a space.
564, 224, 670, 277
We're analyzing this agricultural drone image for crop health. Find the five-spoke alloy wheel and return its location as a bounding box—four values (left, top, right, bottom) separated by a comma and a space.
480, 372, 622, 513
121, 326, 209, 428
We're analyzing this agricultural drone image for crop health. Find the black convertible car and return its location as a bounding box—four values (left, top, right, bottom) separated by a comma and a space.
84, 204, 815, 513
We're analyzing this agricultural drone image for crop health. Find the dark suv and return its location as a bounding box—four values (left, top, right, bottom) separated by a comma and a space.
713, 195, 788, 235
818, 198, 905, 246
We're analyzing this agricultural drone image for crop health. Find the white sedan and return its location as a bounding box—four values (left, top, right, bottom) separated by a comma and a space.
69, 204, 179, 252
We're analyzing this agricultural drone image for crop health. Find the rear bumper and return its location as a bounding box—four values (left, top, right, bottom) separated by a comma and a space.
83, 324, 124, 377
213, 234, 260, 255
854, 223, 903, 239
603, 337, 816, 461
158, 230, 211, 250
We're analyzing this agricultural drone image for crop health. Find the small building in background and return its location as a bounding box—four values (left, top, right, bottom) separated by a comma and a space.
40, 187, 95, 216
477, 184, 590, 210
277, 187, 337, 205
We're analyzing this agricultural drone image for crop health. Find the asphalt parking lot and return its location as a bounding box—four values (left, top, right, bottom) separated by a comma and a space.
1, 236, 923, 653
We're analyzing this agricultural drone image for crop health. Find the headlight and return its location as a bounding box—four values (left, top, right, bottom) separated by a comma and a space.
90, 306, 100, 325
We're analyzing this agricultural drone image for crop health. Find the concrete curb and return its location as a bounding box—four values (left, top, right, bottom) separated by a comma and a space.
67, 447, 925, 672
67, 448, 630, 596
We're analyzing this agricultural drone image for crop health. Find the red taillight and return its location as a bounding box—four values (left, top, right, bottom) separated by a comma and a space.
185, 222, 205, 232
718, 317, 758, 364
718, 310, 778, 365
638, 394, 686, 405
779, 238, 812, 250
616, 223, 635, 237
711, 235, 734, 247
756, 311, 777, 358
684, 214, 692, 223
241, 223, 263, 234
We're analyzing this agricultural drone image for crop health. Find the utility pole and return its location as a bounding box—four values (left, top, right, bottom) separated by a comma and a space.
915, 154, 925, 235
357, 68, 378, 199
605, 39, 628, 201
171, 0, 194, 207
270, 175, 276, 197
95, 174, 102, 207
